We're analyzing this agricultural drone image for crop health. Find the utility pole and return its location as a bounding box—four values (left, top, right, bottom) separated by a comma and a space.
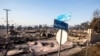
3, 9, 11, 56
3, 9, 11, 34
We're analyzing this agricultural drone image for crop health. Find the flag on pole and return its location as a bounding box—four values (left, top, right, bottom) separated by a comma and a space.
56, 13, 71, 22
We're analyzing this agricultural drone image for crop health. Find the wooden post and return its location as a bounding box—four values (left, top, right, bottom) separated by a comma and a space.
85, 29, 92, 56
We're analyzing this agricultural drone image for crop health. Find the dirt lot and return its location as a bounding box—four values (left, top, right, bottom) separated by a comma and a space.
71, 42, 100, 56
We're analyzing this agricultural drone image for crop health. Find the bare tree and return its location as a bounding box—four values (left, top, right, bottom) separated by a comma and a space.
93, 9, 100, 18
81, 21, 89, 30
90, 9, 100, 33
17, 25, 22, 30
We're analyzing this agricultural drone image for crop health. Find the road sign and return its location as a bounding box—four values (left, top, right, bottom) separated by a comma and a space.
54, 19, 68, 30
54, 13, 70, 56
56, 13, 71, 22
56, 29, 68, 44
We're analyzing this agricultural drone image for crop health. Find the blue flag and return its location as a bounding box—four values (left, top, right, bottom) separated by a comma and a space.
56, 13, 71, 22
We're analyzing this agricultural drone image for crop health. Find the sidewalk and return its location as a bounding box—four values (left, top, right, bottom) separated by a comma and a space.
48, 46, 82, 56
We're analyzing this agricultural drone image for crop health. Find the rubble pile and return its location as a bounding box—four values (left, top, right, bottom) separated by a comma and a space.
0, 37, 7, 49
0, 40, 73, 56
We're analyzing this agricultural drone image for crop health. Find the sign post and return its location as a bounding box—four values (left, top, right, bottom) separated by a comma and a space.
54, 13, 71, 56
58, 30, 62, 56
54, 19, 68, 56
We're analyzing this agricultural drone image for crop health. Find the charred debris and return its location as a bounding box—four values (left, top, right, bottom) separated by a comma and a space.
0, 26, 57, 56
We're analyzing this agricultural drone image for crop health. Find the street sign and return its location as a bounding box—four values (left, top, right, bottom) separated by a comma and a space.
54, 13, 70, 56
56, 29, 68, 44
56, 13, 71, 22
54, 19, 68, 30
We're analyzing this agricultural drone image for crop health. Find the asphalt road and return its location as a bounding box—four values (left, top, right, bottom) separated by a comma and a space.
47, 46, 82, 56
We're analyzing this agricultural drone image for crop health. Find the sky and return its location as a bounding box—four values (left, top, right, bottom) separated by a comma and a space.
0, 0, 100, 26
